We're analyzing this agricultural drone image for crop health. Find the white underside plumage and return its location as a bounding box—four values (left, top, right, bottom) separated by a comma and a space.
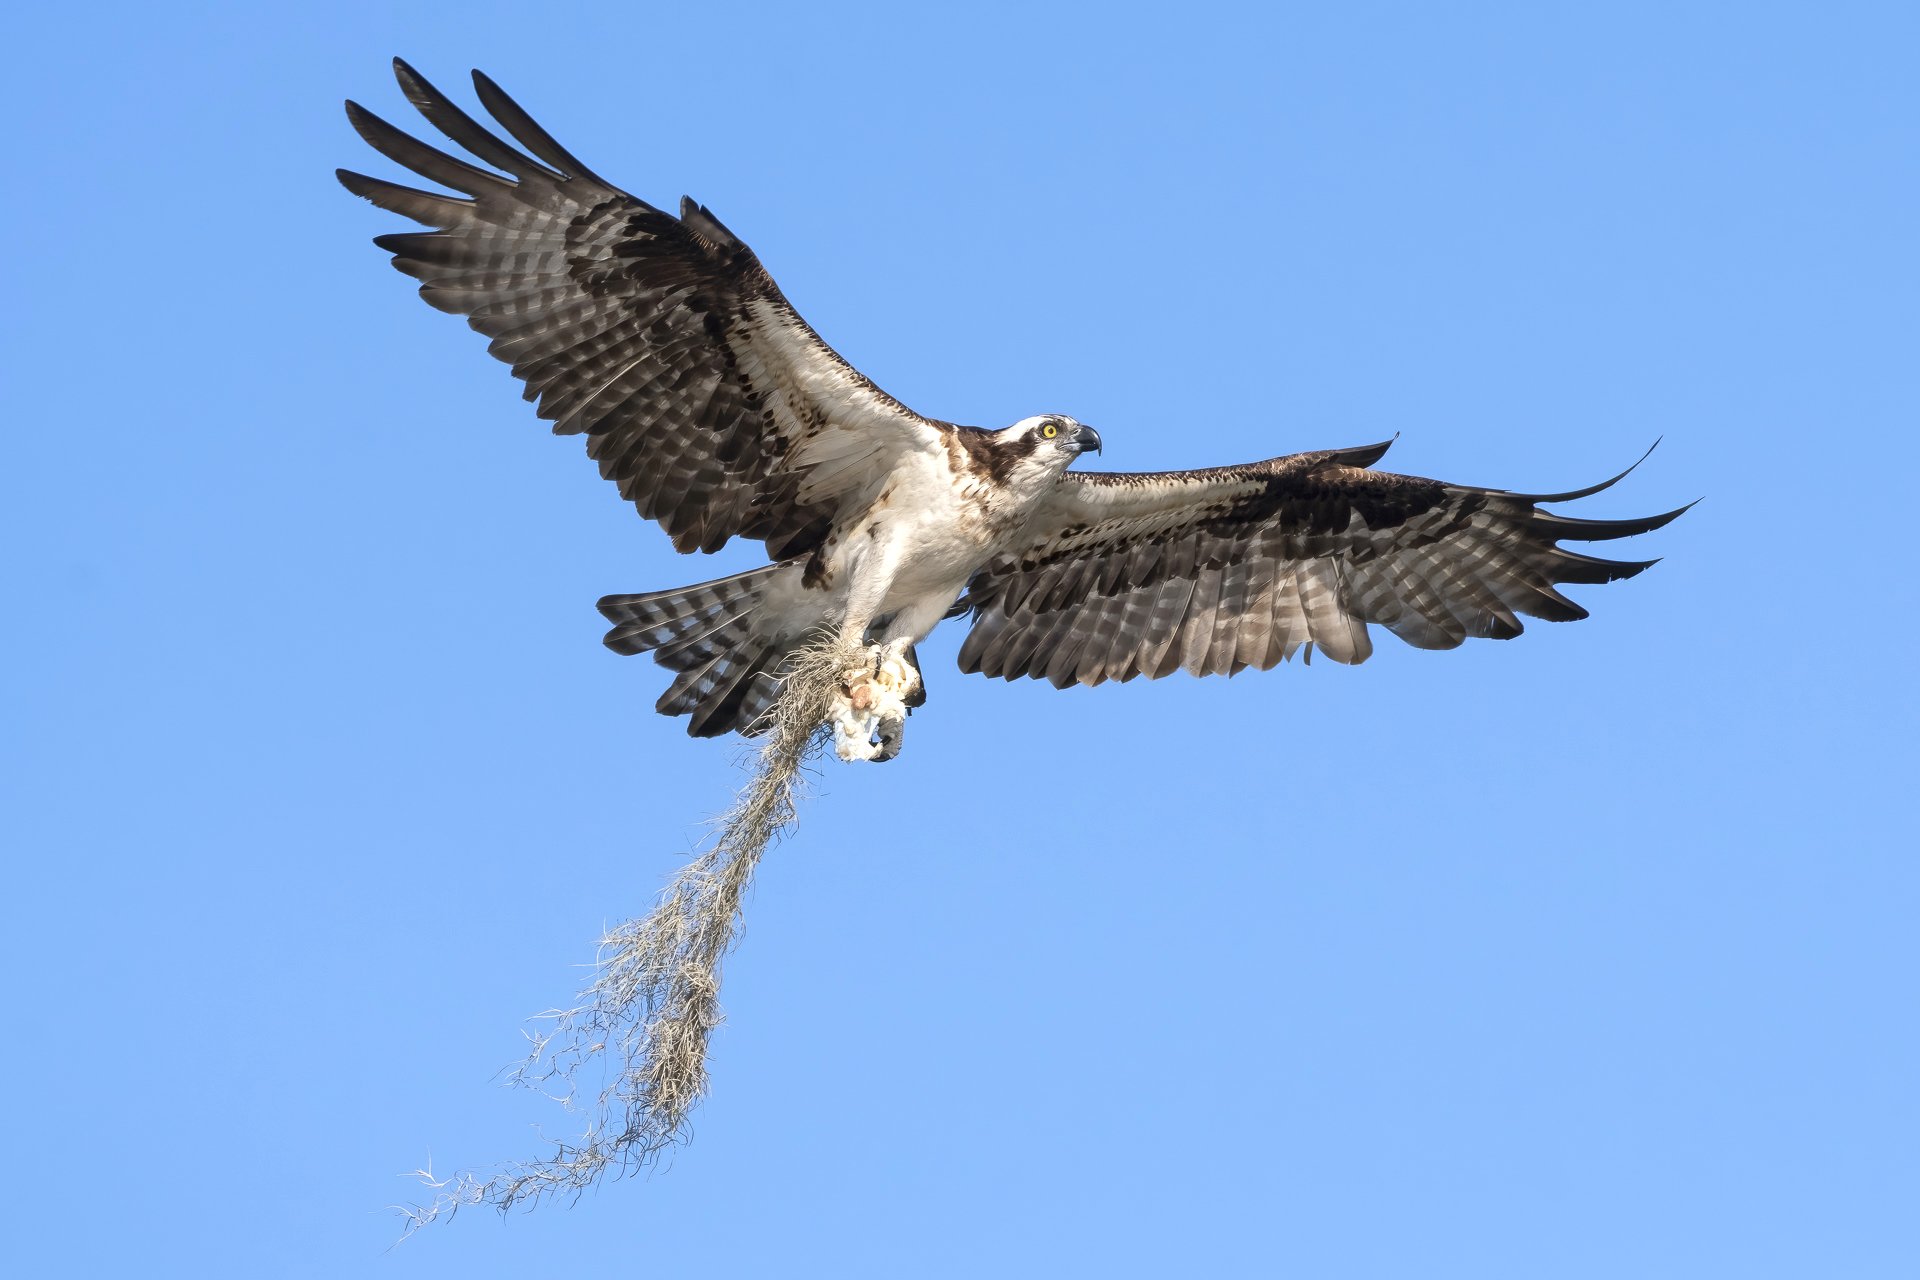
767, 426, 1064, 652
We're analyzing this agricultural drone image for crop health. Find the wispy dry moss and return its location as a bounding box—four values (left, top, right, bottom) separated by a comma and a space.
398, 635, 866, 1233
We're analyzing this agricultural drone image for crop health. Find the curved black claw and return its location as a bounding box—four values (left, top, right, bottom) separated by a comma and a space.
870, 709, 905, 763
901, 643, 927, 709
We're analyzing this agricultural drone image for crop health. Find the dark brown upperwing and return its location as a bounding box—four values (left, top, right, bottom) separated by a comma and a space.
338, 59, 939, 558
958, 440, 1687, 686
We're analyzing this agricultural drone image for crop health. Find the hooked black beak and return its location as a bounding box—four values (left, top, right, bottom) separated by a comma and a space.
1070, 424, 1103, 455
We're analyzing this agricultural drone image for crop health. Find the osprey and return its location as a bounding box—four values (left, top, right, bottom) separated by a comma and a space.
341, 60, 1685, 757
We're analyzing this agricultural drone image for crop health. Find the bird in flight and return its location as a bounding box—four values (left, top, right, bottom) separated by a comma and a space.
340, 59, 1685, 760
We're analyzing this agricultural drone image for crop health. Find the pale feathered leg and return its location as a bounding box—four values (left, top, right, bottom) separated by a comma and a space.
825, 535, 924, 762
866, 639, 915, 762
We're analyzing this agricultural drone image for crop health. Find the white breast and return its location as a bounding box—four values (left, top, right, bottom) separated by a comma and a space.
878, 450, 1001, 599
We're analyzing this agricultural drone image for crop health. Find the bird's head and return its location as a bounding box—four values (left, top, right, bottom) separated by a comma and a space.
1002, 415, 1103, 469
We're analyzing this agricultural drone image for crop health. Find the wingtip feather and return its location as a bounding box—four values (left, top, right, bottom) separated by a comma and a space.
392, 56, 435, 104
1518, 438, 1662, 503
468, 67, 613, 187
1334, 435, 1399, 469
1530, 497, 1696, 542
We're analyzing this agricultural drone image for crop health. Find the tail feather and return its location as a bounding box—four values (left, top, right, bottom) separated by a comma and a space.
653, 608, 758, 667
600, 564, 797, 738
688, 641, 777, 738
599, 571, 764, 655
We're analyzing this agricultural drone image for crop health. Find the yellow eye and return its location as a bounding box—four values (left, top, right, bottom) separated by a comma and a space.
1042, 422, 1059, 439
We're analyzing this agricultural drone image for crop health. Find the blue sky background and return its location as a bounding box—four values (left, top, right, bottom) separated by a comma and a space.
5, 2, 1916, 1275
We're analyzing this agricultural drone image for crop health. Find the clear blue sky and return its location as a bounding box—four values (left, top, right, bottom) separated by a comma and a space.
5, 2, 1915, 1275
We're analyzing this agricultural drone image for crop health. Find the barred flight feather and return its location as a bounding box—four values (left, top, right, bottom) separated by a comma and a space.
339, 58, 943, 565
956, 444, 1691, 686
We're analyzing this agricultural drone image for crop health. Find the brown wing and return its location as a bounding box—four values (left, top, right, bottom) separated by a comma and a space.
338, 59, 943, 558
957, 439, 1688, 687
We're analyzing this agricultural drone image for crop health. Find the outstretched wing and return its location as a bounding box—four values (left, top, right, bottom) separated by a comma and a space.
958, 440, 1688, 687
338, 59, 943, 558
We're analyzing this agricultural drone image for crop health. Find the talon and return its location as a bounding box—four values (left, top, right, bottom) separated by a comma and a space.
870, 710, 905, 763
831, 643, 913, 763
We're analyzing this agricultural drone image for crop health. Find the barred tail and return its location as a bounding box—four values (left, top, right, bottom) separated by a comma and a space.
598, 564, 796, 738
